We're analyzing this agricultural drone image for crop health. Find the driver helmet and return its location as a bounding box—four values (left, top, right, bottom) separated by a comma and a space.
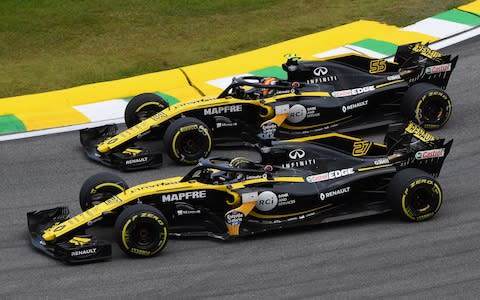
261, 77, 279, 97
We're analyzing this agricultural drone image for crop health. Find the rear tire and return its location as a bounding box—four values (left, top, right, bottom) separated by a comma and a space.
387, 168, 442, 221
163, 117, 213, 164
124, 93, 169, 128
401, 83, 452, 130
114, 204, 169, 258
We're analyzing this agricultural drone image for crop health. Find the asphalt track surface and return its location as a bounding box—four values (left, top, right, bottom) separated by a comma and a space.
1, 37, 480, 299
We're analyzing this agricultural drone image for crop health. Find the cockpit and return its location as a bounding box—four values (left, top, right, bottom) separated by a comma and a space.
219, 76, 297, 100
180, 157, 272, 184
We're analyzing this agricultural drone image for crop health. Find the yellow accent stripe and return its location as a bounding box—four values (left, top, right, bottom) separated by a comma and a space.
357, 164, 393, 172
375, 80, 404, 89
282, 132, 387, 148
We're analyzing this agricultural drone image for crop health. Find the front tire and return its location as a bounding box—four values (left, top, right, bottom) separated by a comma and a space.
163, 117, 213, 164
387, 168, 442, 221
79, 172, 128, 211
124, 93, 169, 128
401, 83, 452, 130
114, 204, 169, 258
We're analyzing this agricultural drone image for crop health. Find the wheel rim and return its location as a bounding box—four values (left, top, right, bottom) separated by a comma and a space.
405, 185, 439, 217
130, 220, 160, 249
179, 132, 204, 156
418, 97, 449, 125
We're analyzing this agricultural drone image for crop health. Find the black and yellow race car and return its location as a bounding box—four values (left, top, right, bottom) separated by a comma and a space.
80, 43, 457, 170
29, 123, 452, 263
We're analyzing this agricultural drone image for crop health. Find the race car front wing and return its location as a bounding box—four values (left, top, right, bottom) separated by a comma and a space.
80, 124, 163, 171
27, 207, 111, 264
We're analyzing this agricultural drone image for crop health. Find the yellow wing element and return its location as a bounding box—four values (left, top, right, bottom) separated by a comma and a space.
68, 236, 92, 246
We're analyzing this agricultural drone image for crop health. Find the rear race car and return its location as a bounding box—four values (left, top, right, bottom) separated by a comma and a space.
29, 123, 452, 264
79, 42, 457, 170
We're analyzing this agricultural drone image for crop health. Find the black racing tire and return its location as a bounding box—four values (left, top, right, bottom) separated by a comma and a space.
401, 83, 452, 130
163, 117, 213, 164
124, 93, 169, 128
387, 168, 443, 222
79, 172, 128, 212
114, 204, 169, 258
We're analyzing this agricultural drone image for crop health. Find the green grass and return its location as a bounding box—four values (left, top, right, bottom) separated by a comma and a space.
0, 0, 470, 98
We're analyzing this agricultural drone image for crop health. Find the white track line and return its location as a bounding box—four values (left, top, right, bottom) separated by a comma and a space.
0, 118, 124, 141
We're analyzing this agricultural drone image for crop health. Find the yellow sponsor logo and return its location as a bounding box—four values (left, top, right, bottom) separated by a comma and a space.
405, 122, 436, 142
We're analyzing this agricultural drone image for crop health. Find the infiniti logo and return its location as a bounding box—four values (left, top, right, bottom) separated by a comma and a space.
313, 67, 328, 76
289, 149, 305, 160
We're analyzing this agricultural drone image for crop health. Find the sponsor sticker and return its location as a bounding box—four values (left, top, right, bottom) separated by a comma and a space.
162, 190, 207, 202
320, 186, 350, 201
342, 100, 368, 113
373, 158, 390, 165
387, 74, 402, 81
204, 105, 242, 116
226, 211, 244, 225
306, 76, 337, 84
277, 193, 295, 206
177, 210, 201, 216
306, 106, 320, 118
256, 191, 278, 211
125, 157, 148, 165
281, 159, 316, 169
259, 122, 277, 139
241, 191, 258, 203
411, 43, 442, 61
415, 148, 445, 160
288, 104, 307, 123
275, 104, 290, 115
405, 123, 436, 142
288, 149, 305, 160
313, 67, 328, 76
332, 86, 374, 98
71, 248, 97, 257
425, 63, 451, 75
306, 168, 354, 183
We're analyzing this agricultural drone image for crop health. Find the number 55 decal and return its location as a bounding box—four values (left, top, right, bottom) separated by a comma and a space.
369, 60, 387, 74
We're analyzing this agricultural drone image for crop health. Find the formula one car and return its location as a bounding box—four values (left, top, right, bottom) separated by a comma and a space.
29, 123, 452, 263
80, 42, 457, 170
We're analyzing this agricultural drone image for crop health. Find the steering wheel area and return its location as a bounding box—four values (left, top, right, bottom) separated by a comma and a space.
181, 157, 267, 184
220, 76, 297, 100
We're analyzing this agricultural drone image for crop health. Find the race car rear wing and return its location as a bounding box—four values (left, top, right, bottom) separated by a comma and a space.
385, 122, 453, 177
394, 42, 459, 89
27, 207, 111, 264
